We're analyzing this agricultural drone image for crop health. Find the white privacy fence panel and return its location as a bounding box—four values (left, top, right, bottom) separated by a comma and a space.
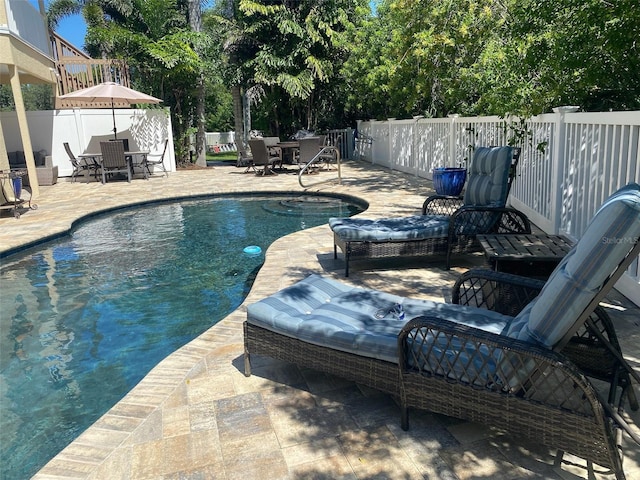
356, 109, 640, 304
371, 121, 390, 168
508, 114, 558, 232
416, 119, 453, 177
561, 112, 640, 237
451, 116, 509, 165
390, 119, 416, 174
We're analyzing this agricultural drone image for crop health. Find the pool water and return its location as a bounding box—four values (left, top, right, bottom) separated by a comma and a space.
0, 194, 364, 479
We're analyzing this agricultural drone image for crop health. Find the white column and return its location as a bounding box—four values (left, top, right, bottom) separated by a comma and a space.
9, 65, 40, 199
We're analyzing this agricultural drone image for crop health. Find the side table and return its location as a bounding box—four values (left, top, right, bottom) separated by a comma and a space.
477, 233, 574, 278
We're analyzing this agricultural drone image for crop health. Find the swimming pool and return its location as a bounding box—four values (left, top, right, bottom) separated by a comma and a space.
0, 193, 365, 479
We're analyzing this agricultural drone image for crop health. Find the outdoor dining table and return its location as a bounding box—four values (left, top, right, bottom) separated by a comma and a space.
276, 141, 299, 165
78, 151, 150, 181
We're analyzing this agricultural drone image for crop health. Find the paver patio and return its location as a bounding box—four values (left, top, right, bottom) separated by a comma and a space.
2, 160, 639, 479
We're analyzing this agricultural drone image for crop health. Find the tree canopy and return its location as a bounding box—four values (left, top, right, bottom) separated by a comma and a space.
43, 0, 640, 151
341, 0, 640, 119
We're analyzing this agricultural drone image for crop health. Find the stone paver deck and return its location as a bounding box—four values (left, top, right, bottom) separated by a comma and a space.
2, 160, 639, 479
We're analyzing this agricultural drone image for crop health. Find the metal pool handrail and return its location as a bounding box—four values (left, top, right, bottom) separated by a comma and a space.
298, 146, 342, 188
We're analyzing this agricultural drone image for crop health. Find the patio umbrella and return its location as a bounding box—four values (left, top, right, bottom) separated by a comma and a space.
59, 82, 162, 139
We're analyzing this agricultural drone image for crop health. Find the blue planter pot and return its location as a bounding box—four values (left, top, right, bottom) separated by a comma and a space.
12, 177, 22, 199
433, 167, 467, 196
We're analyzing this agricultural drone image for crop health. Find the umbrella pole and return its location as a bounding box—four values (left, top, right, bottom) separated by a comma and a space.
111, 98, 117, 139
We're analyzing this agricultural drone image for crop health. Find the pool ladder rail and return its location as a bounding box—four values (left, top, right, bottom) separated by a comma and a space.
298, 145, 341, 189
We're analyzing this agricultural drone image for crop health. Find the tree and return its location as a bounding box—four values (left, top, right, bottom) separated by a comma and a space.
342, 0, 640, 118
341, 0, 511, 119
48, 0, 212, 164
476, 0, 640, 115
211, 0, 365, 140
339, 2, 393, 121
186, 0, 207, 166
0, 85, 54, 111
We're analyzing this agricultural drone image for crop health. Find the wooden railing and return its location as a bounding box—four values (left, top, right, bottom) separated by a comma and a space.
51, 31, 131, 109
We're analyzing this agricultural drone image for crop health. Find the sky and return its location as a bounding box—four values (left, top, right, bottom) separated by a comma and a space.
55, 15, 87, 51
40, 0, 87, 51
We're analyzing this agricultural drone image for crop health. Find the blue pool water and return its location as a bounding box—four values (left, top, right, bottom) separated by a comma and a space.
0, 194, 364, 479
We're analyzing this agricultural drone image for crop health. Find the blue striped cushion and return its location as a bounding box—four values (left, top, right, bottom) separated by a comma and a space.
506, 183, 640, 348
247, 274, 511, 373
329, 215, 449, 242
463, 146, 513, 207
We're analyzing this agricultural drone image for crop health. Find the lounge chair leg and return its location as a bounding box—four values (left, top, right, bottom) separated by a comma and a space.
244, 352, 252, 377
344, 243, 351, 277
553, 450, 564, 470
628, 385, 639, 411
401, 407, 409, 431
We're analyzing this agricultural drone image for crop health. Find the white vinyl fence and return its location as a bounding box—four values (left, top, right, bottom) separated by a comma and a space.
356, 108, 640, 304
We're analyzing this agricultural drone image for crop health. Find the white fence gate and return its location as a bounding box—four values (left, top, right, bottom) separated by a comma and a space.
356, 108, 640, 304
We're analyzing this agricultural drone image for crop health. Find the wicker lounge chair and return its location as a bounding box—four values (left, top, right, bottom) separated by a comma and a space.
329, 146, 531, 275
245, 183, 640, 479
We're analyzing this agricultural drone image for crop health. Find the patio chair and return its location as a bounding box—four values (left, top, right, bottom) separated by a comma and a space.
244, 183, 640, 479
99, 141, 131, 183
318, 135, 340, 170
237, 145, 253, 169
262, 136, 282, 159
295, 136, 323, 170
142, 139, 169, 178
329, 146, 531, 275
247, 138, 281, 175
64, 142, 99, 182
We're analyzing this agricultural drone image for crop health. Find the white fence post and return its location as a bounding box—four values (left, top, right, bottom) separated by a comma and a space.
550, 106, 580, 234
448, 114, 459, 169
413, 117, 422, 176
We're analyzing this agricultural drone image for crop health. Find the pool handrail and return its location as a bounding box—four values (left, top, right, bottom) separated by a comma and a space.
298, 145, 341, 188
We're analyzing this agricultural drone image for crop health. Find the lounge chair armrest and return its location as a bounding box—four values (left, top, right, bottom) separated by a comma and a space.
449, 205, 531, 235
452, 268, 544, 315
492, 207, 532, 234
398, 315, 603, 412
452, 269, 640, 399
422, 194, 464, 215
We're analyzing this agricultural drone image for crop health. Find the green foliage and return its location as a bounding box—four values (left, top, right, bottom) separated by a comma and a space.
204, 78, 234, 131
0, 85, 54, 111
47, 0, 640, 148
342, 0, 640, 118
209, 0, 367, 136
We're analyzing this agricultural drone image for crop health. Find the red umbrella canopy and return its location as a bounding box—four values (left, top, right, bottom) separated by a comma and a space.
59, 82, 162, 139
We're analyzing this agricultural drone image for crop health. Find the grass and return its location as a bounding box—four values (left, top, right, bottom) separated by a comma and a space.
206, 151, 237, 162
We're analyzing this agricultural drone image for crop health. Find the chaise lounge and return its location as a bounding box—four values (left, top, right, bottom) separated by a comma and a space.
245, 183, 640, 479
329, 146, 531, 275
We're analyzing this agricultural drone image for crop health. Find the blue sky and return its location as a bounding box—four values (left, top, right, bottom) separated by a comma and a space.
40, 1, 87, 50
55, 15, 87, 50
